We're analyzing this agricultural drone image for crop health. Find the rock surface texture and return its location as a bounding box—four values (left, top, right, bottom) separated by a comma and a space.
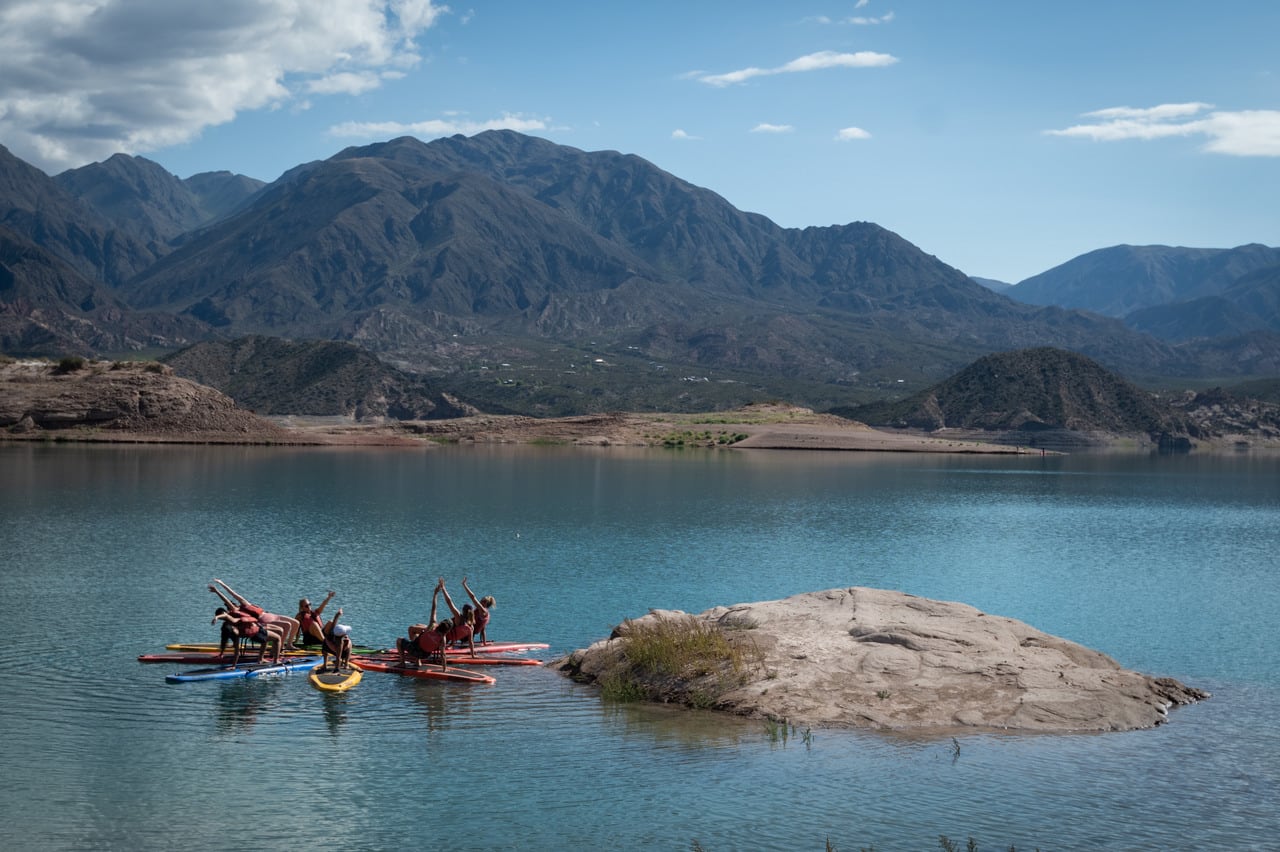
0, 359, 287, 441
554, 587, 1208, 732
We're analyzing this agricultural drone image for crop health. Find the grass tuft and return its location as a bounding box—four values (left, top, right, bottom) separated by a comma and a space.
598, 614, 760, 707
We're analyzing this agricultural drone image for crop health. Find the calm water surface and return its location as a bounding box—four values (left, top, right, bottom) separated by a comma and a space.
1, 444, 1277, 850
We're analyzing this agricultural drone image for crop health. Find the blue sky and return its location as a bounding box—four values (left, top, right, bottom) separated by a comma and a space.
1, 1, 1277, 283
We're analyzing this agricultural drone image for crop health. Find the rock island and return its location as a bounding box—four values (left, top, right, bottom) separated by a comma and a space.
553, 587, 1208, 732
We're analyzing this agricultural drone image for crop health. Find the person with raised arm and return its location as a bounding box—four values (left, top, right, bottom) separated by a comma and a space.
396, 580, 451, 669
210, 578, 302, 648
439, 578, 476, 655
212, 607, 284, 665
320, 607, 353, 673
461, 576, 496, 645
295, 590, 336, 646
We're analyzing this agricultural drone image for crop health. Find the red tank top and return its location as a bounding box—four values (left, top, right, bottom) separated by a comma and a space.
415, 629, 445, 653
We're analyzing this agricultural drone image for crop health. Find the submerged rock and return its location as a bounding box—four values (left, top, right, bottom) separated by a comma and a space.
552, 587, 1208, 733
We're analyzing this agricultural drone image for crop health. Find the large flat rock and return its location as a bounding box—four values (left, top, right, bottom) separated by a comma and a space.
554, 587, 1208, 732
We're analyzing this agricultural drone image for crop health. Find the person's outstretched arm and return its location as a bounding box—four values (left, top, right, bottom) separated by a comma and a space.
439, 583, 461, 618
209, 584, 236, 609
314, 590, 336, 618
212, 579, 251, 607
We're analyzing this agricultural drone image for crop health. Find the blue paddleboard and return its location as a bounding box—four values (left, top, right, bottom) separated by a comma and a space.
165, 656, 321, 683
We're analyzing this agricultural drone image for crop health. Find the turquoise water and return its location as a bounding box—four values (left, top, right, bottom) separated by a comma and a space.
1, 444, 1277, 850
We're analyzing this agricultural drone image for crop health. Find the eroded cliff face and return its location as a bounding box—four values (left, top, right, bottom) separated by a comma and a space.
554, 587, 1208, 733
0, 358, 286, 441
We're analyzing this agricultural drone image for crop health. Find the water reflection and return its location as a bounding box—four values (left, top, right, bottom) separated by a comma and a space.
319, 692, 349, 735
213, 678, 286, 734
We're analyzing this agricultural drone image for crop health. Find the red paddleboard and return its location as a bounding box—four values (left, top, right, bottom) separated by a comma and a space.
355, 659, 495, 684
354, 652, 540, 667
446, 642, 549, 656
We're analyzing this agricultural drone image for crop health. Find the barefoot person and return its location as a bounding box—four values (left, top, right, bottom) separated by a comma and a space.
213, 607, 284, 665
396, 580, 450, 668
210, 579, 302, 649
461, 576, 495, 645
439, 579, 476, 655
320, 608, 353, 673
397, 620, 451, 669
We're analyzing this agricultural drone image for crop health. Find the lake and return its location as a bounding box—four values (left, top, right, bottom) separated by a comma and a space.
1, 443, 1277, 850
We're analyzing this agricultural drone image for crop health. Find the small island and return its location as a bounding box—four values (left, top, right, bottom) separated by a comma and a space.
552, 587, 1208, 732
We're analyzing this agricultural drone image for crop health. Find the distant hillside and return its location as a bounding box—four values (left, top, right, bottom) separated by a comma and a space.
835, 347, 1185, 439
970, 276, 1013, 295
1125, 264, 1280, 341
54, 154, 264, 250
0, 144, 159, 287
1009, 244, 1280, 317
162, 335, 474, 420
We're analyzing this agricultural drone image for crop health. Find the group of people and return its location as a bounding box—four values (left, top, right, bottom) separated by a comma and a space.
396, 577, 494, 669
209, 579, 352, 671
207, 575, 496, 672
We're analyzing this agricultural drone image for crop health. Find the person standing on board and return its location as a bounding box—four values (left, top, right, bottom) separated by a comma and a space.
209, 578, 302, 649
320, 608, 353, 673
295, 590, 336, 646
461, 576, 496, 644
212, 607, 284, 665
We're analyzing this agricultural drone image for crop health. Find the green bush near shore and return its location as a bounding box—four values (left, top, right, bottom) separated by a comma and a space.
598, 615, 761, 706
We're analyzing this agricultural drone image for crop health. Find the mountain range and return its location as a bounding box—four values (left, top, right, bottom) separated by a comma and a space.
2, 131, 1278, 417
1004, 244, 1280, 342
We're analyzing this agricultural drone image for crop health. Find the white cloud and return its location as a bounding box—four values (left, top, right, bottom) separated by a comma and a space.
1046, 102, 1280, 156
694, 50, 898, 87
848, 12, 895, 25
307, 72, 385, 96
751, 123, 794, 134
836, 127, 871, 141
671, 129, 700, 140
329, 113, 549, 138
0, 0, 448, 172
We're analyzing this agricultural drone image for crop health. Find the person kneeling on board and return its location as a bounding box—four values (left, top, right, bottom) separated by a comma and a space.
321, 609, 353, 673
398, 619, 451, 669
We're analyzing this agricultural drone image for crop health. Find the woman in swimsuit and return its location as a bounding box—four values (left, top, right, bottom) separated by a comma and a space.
462, 576, 496, 645
438, 579, 476, 655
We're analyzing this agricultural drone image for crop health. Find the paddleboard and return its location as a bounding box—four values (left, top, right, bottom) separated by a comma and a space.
166, 642, 388, 656
353, 652, 540, 667
165, 641, 546, 656
354, 659, 495, 684
452, 642, 550, 655
309, 663, 363, 692
165, 656, 321, 683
